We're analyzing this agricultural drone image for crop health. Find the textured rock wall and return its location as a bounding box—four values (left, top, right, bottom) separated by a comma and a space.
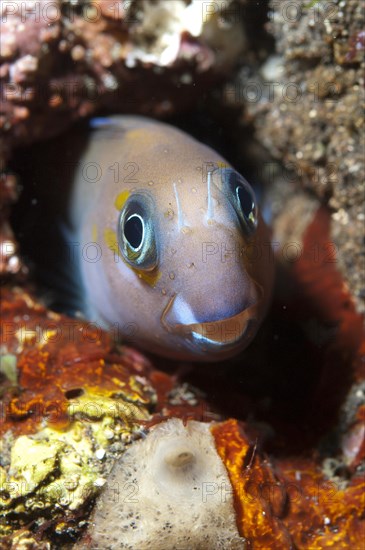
250, 0, 364, 312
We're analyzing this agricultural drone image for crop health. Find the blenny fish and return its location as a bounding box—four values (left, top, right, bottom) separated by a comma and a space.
65, 116, 273, 361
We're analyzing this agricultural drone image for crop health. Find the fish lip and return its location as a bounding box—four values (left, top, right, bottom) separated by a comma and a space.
161, 295, 260, 352
188, 310, 257, 347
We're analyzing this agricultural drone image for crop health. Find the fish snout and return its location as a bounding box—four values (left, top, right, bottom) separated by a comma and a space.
160, 264, 264, 359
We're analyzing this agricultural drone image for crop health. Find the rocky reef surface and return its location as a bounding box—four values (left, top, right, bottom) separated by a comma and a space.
0, 0, 364, 548
232, 0, 365, 313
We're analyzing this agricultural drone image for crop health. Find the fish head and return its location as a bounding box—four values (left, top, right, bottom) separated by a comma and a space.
80, 121, 274, 361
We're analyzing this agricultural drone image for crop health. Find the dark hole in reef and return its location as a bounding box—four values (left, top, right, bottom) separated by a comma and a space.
10, 64, 358, 459
64, 388, 85, 400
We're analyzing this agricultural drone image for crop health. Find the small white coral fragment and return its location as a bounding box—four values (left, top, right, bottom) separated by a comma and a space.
80, 419, 245, 549
126, 0, 245, 68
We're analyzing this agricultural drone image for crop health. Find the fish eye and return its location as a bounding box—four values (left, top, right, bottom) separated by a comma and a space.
124, 214, 144, 251
118, 194, 158, 270
235, 184, 257, 230
220, 169, 258, 235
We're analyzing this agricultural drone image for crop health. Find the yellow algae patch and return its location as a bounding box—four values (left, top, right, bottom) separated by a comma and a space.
111, 376, 126, 388
3, 431, 98, 514
0, 389, 151, 533
67, 390, 149, 424
114, 190, 130, 210
9, 436, 64, 495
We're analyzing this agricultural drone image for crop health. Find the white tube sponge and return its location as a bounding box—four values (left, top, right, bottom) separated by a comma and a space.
80, 419, 246, 549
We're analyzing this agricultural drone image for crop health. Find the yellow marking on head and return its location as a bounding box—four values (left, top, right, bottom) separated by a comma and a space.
104, 228, 161, 288
92, 224, 98, 242
135, 267, 161, 287
126, 128, 157, 148
115, 190, 130, 211
104, 228, 121, 257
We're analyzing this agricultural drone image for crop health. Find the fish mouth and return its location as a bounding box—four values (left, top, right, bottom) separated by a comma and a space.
161, 294, 261, 354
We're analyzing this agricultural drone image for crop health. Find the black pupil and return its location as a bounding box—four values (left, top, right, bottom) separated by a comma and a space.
124, 215, 143, 249
237, 186, 254, 221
